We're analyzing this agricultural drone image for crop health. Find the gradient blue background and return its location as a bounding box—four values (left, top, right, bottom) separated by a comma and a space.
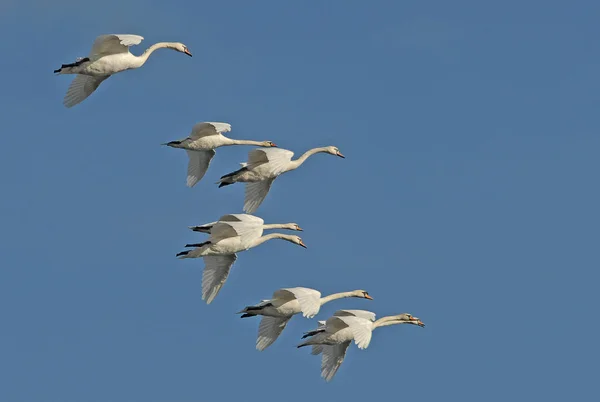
1, 1, 598, 401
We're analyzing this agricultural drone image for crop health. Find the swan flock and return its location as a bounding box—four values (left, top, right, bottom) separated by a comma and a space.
56, 33, 426, 382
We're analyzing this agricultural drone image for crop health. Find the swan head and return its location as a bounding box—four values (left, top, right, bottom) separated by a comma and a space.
283, 223, 303, 231
171, 43, 192, 57
262, 141, 277, 147
351, 290, 373, 300
394, 313, 425, 327
288, 235, 307, 248
326, 146, 345, 158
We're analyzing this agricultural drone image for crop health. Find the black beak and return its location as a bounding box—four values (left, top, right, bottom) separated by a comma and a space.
184, 49, 193, 57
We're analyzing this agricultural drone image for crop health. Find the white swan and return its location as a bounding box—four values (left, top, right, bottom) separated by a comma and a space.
54, 34, 192, 107
217, 146, 345, 213
162, 122, 277, 187
176, 219, 307, 304
188, 213, 302, 233
298, 311, 425, 381
237, 288, 373, 351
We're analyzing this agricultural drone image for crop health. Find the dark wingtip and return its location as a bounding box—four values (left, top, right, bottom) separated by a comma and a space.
240, 313, 253, 318
176, 251, 189, 257
53, 69, 61, 73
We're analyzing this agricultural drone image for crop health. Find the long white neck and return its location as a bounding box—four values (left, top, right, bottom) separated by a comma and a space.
373, 316, 405, 329
319, 291, 358, 306
249, 233, 297, 248
133, 42, 179, 67
287, 147, 330, 171
262, 223, 295, 230
223, 137, 267, 147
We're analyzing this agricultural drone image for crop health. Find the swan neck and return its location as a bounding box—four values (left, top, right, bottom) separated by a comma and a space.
288, 147, 328, 170
262, 223, 288, 230
250, 233, 291, 247
137, 42, 177, 66
373, 316, 402, 329
319, 291, 356, 305
228, 139, 265, 146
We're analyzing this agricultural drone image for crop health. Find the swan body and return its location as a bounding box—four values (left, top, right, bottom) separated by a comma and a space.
189, 213, 301, 233
162, 122, 277, 187
55, 34, 192, 107
237, 288, 373, 351
217, 146, 345, 213
298, 311, 425, 381
176, 217, 307, 304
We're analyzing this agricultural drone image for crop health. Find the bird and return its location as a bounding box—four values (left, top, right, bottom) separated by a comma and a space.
188, 213, 302, 233
217, 146, 345, 213
176, 218, 307, 304
54, 34, 192, 108
162, 122, 277, 187
298, 310, 425, 381
237, 288, 373, 351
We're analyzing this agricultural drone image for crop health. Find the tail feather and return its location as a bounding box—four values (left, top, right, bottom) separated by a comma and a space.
54, 57, 90, 74
162, 140, 182, 147
217, 166, 248, 188
189, 225, 212, 233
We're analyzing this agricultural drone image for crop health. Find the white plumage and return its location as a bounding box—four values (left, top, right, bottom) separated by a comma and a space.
299, 311, 425, 381
217, 146, 345, 213
55, 34, 192, 107
238, 288, 373, 351
163, 122, 277, 187
176, 214, 307, 304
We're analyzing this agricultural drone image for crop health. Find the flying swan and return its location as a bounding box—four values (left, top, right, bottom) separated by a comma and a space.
176, 216, 307, 304
298, 310, 425, 381
163, 122, 277, 187
237, 287, 373, 351
54, 34, 192, 107
217, 146, 345, 213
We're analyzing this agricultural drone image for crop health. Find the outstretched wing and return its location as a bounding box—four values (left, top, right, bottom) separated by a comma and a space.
243, 178, 275, 214
202, 254, 237, 304
186, 149, 216, 187
274, 287, 321, 318
334, 316, 373, 349
189, 122, 231, 140
321, 342, 351, 382
63, 75, 109, 108
90, 34, 144, 56
255, 316, 292, 351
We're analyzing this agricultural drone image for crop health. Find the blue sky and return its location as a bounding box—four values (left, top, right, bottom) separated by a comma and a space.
1, 1, 599, 400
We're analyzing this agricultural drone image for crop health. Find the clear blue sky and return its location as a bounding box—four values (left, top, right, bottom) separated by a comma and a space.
1, 1, 599, 400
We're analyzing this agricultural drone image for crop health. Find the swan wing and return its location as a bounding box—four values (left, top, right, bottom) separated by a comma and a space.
90, 34, 144, 56
256, 316, 292, 351
321, 342, 351, 382
202, 254, 237, 304
189, 122, 231, 140
218, 214, 264, 225
333, 309, 377, 322
243, 178, 275, 214
274, 287, 321, 318
63, 75, 109, 108
209, 221, 263, 242
247, 148, 294, 175
208, 222, 241, 242
335, 316, 373, 349
186, 149, 215, 187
